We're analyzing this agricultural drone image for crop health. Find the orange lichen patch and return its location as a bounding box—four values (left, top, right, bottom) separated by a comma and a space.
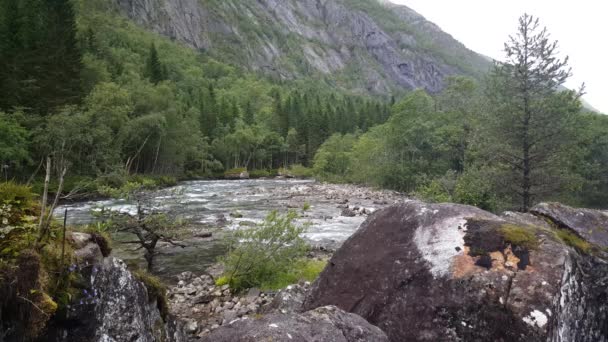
503, 246, 521, 270
452, 246, 482, 278
490, 251, 506, 270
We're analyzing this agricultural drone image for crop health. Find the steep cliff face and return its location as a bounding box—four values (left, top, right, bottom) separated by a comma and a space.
113, 0, 491, 94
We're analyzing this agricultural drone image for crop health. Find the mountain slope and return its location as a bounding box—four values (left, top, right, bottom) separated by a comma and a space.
113, 0, 491, 94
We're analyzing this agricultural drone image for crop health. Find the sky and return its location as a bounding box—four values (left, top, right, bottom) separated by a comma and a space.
389, 0, 607, 113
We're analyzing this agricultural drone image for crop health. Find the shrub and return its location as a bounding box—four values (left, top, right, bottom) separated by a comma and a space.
259, 259, 327, 290
279, 164, 313, 178
0, 182, 37, 227
220, 210, 308, 292
224, 167, 247, 178
249, 169, 271, 179
415, 179, 452, 203
500, 224, 539, 250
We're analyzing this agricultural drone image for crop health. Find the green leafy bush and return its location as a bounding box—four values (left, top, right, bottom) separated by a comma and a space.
279, 164, 313, 178
220, 210, 308, 291
415, 179, 452, 203
224, 167, 247, 179
258, 259, 326, 290
249, 169, 271, 178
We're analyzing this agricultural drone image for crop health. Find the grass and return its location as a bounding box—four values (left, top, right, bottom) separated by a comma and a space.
556, 229, 593, 254
499, 224, 539, 250
259, 259, 327, 291
215, 259, 327, 291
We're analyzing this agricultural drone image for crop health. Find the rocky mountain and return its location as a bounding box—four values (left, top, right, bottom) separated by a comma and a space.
113, 0, 491, 94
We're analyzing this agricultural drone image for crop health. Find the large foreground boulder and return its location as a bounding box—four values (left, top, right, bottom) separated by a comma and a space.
303, 200, 608, 341
47, 254, 186, 342
201, 305, 388, 342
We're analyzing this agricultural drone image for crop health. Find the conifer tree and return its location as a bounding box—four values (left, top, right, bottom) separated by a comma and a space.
146, 43, 164, 85
486, 14, 582, 211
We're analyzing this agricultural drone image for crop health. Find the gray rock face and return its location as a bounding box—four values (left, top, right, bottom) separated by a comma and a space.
202, 305, 388, 342
303, 200, 608, 341
49, 257, 186, 342
532, 202, 608, 248
113, 0, 490, 94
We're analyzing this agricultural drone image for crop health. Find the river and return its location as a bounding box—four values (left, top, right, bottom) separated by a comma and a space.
55, 179, 402, 282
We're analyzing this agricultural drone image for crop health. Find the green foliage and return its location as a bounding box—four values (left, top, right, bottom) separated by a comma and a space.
280, 164, 313, 178
224, 167, 247, 178
485, 15, 581, 211
258, 259, 326, 290
500, 224, 539, 250
249, 169, 271, 178
0, 112, 30, 170
220, 210, 308, 292
313, 133, 357, 182
415, 180, 452, 203
302, 202, 311, 211
556, 229, 592, 254
0, 181, 37, 228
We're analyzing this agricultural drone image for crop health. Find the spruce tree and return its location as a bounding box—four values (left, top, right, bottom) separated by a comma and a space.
146, 43, 164, 85
486, 14, 582, 211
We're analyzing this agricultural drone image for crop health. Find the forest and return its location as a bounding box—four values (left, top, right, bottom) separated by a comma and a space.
0, 0, 606, 212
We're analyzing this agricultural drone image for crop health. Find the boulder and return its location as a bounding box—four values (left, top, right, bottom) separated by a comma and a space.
47, 257, 187, 342
303, 200, 608, 342
263, 283, 309, 314
531, 202, 608, 248
201, 305, 388, 342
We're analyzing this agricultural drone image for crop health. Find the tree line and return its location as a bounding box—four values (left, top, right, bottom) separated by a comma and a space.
313, 14, 608, 211
0, 0, 388, 184
0, 0, 605, 212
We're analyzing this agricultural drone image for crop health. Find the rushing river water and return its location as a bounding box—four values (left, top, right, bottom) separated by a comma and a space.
55, 179, 400, 282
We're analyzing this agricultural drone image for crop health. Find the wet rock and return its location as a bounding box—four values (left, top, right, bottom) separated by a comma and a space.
195, 232, 213, 238
341, 207, 357, 217
304, 200, 608, 342
202, 305, 388, 342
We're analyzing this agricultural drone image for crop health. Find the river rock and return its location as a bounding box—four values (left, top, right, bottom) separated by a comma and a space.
341, 207, 357, 217
202, 305, 388, 342
303, 200, 608, 341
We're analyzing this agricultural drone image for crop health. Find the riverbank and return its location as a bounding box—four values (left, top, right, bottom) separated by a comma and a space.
55, 179, 406, 282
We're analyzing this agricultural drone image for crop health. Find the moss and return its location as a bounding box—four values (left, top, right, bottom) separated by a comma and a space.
556, 229, 593, 254
499, 224, 539, 250
133, 269, 169, 320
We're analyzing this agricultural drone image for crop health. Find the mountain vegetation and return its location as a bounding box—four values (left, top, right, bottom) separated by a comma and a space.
0, 0, 605, 214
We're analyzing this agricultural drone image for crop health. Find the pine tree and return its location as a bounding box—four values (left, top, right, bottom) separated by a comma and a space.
486, 14, 582, 211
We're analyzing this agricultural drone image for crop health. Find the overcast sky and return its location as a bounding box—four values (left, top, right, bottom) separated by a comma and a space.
389, 0, 607, 113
